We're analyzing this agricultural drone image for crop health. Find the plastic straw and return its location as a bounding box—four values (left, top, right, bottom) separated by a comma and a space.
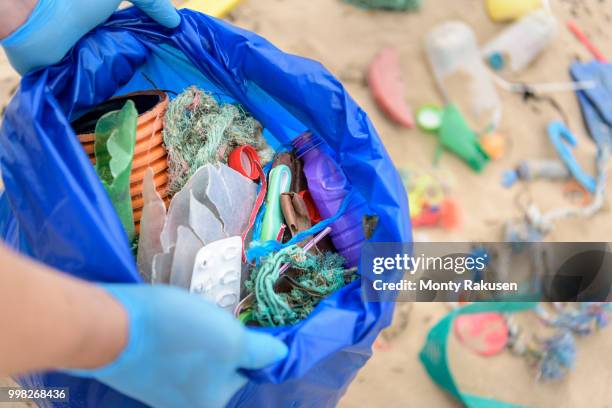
567, 20, 607, 63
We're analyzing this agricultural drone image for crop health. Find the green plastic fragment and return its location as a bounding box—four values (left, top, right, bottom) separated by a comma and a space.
438, 104, 489, 172
344, 0, 421, 11
420, 302, 537, 408
94, 100, 138, 242
238, 310, 253, 324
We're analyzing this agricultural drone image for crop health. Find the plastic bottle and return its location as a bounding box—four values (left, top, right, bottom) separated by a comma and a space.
482, 10, 557, 73
293, 132, 367, 267
426, 21, 501, 132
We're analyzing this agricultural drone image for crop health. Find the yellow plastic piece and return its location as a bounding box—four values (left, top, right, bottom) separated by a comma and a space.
407, 174, 445, 218
179, 0, 242, 18
485, 0, 541, 22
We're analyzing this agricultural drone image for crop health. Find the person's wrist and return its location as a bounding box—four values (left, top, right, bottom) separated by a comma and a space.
63, 284, 129, 370
0, 0, 38, 40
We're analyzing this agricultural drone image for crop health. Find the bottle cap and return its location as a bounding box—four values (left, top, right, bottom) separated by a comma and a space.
417, 105, 443, 133
487, 52, 505, 71
228, 145, 261, 180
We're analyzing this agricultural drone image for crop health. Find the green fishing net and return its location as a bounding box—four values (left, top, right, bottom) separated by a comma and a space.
163, 87, 273, 195
245, 245, 355, 327
344, 0, 421, 11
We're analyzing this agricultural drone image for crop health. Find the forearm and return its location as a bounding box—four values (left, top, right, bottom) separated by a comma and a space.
0, 244, 128, 376
0, 0, 38, 40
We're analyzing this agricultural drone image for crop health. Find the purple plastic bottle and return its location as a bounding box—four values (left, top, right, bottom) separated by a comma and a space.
293, 132, 367, 267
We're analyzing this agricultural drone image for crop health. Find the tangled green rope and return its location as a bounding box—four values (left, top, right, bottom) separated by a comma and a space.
163, 87, 273, 194
344, 0, 421, 11
245, 245, 351, 327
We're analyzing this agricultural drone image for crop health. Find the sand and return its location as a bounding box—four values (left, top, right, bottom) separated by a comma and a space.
1, 0, 612, 406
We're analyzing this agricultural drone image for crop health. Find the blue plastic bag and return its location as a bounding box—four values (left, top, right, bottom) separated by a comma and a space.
0, 8, 411, 408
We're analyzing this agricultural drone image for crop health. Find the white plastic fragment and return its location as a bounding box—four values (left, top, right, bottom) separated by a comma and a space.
160, 164, 255, 250
217, 165, 257, 235
137, 168, 167, 282
189, 191, 226, 245
152, 246, 175, 284
190, 236, 242, 312
169, 226, 204, 289
160, 165, 212, 252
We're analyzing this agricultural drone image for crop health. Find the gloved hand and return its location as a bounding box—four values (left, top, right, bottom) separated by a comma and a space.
1, 0, 181, 75
68, 284, 288, 408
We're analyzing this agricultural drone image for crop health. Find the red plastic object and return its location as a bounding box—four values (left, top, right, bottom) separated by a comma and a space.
298, 190, 322, 224
229, 145, 261, 180
567, 20, 607, 63
276, 224, 287, 242
411, 199, 460, 230
238, 147, 266, 262
368, 48, 414, 128
439, 199, 460, 229
454, 313, 509, 357
411, 207, 441, 227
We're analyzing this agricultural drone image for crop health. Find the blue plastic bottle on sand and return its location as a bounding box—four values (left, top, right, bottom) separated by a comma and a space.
293, 132, 367, 267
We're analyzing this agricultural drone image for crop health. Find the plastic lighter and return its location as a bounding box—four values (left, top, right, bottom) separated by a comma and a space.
261, 164, 292, 241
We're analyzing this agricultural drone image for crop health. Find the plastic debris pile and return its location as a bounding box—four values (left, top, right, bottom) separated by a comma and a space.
73, 86, 366, 328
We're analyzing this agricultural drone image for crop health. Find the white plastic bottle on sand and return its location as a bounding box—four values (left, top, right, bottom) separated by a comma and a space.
426, 21, 501, 132
482, 9, 557, 73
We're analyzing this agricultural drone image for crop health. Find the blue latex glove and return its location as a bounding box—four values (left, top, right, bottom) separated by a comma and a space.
1, 0, 181, 75
68, 284, 288, 408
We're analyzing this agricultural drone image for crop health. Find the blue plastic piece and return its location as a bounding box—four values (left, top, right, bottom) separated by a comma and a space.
570, 61, 612, 127
570, 61, 612, 148
548, 121, 597, 193
501, 169, 519, 188
0, 8, 411, 408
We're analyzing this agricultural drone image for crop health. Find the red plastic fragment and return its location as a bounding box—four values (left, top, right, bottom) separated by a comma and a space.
454, 313, 509, 357
368, 47, 414, 128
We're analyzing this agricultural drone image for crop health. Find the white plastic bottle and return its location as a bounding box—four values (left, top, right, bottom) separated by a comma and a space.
426, 21, 502, 132
482, 9, 557, 73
